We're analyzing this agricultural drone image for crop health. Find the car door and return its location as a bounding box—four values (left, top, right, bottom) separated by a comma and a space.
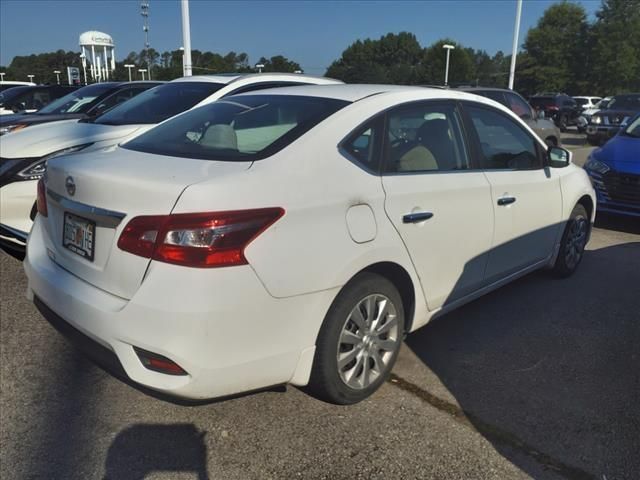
381, 101, 494, 310
462, 102, 563, 282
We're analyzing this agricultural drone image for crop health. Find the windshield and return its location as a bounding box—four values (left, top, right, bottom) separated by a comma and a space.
574, 98, 588, 106
623, 115, 640, 138
37, 83, 115, 114
94, 82, 224, 126
0, 86, 31, 106
123, 94, 350, 161
606, 95, 640, 111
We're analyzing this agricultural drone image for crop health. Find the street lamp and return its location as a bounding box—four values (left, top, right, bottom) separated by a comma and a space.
255, 63, 265, 74
0, 72, 5, 83
53, 70, 61, 84
124, 64, 135, 82
27, 74, 35, 83
508, 0, 523, 90
442, 44, 455, 86
179, 47, 185, 76
138, 68, 147, 81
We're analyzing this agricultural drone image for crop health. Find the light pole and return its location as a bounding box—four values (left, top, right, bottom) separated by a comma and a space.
508, 0, 523, 90
181, 0, 192, 76
53, 70, 61, 84
179, 47, 185, 76
124, 64, 135, 82
0, 72, 5, 83
255, 63, 265, 74
27, 74, 35, 84
442, 44, 455, 86
138, 68, 147, 81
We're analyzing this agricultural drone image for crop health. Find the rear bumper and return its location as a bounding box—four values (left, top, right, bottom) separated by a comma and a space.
24, 217, 337, 400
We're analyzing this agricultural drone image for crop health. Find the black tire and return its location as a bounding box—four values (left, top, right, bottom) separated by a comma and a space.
587, 136, 599, 146
306, 272, 405, 405
559, 115, 568, 132
552, 204, 589, 277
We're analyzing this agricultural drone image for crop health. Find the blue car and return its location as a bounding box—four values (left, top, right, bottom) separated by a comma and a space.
584, 113, 640, 217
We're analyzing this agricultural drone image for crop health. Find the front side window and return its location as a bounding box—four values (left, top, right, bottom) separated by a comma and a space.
123, 94, 349, 161
506, 93, 532, 119
466, 104, 541, 170
94, 82, 224, 126
623, 114, 640, 138
384, 103, 469, 173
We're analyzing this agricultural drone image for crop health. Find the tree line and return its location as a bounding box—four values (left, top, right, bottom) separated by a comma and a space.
1, 0, 638, 97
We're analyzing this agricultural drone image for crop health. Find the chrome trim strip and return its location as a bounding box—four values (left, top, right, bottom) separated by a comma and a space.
47, 189, 126, 228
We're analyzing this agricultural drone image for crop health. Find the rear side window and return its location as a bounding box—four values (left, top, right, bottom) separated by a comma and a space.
466, 104, 541, 170
341, 117, 383, 172
477, 90, 507, 107
124, 94, 349, 161
384, 103, 469, 173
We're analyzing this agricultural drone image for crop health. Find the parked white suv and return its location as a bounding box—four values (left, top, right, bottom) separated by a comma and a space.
25, 85, 595, 404
0, 74, 341, 253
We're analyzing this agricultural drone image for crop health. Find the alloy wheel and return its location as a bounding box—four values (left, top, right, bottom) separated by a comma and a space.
564, 216, 588, 270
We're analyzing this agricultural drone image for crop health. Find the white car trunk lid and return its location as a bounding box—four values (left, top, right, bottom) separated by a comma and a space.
41, 147, 251, 299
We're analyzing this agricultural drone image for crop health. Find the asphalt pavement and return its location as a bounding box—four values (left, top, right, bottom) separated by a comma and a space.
1, 132, 638, 479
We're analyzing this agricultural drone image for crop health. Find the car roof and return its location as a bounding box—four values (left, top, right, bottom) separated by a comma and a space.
170, 73, 339, 85
231, 83, 501, 103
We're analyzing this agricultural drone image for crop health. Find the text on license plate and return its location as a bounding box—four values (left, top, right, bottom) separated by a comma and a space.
63, 212, 96, 261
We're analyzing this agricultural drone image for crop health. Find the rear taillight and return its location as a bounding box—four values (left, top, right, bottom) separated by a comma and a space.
547, 105, 559, 111
117, 208, 284, 268
36, 178, 48, 217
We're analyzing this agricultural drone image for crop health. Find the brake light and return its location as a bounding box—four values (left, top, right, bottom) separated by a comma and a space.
117, 208, 284, 268
36, 178, 48, 217
547, 105, 559, 111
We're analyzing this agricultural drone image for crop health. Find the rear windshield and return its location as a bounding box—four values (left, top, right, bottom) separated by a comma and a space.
94, 82, 224, 126
38, 83, 115, 114
573, 98, 588, 106
606, 95, 640, 111
123, 94, 350, 161
530, 97, 554, 108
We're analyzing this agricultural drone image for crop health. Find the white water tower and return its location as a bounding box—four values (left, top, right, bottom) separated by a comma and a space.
79, 31, 115, 83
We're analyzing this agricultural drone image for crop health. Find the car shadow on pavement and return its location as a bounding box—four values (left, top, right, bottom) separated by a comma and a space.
404, 242, 640, 480
104, 424, 209, 480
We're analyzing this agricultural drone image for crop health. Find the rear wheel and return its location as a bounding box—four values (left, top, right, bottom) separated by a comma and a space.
552, 204, 589, 277
306, 272, 405, 404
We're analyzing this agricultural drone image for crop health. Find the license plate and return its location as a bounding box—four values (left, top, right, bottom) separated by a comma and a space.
63, 212, 96, 261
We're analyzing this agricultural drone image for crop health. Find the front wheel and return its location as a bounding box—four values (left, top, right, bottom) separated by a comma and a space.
552, 204, 589, 277
306, 272, 405, 404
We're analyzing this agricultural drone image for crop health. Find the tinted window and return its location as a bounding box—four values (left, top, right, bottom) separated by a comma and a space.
574, 98, 589, 106
38, 83, 114, 114
530, 97, 555, 108
467, 104, 541, 170
342, 117, 382, 171
87, 87, 147, 116
477, 90, 508, 106
506, 93, 532, 119
607, 95, 640, 110
123, 94, 349, 161
95, 82, 224, 126
385, 103, 469, 173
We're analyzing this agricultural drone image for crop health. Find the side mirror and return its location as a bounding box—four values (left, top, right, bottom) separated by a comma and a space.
547, 146, 571, 168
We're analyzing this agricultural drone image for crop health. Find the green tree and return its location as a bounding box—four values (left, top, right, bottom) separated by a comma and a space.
590, 0, 640, 93
256, 55, 302, 73
419, 39, 474, 85
520, 2, 590, 94
326, 32, 423, 84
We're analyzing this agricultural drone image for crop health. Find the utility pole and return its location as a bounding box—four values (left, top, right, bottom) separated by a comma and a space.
141, 1, 152, 80
508, 0, 523, 90
181, 0, 192, 76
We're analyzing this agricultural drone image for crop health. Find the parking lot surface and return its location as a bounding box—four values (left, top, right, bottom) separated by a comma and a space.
1, 212, 638, 480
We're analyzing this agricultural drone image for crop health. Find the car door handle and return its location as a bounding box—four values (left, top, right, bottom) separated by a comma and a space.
497, 196, 517, 206
402, 212, 434, 223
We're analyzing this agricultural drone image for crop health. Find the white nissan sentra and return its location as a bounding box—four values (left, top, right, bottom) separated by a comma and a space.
25, 85, 595, 404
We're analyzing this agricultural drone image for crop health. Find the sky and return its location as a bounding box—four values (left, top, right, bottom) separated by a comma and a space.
0, 0, 601, 74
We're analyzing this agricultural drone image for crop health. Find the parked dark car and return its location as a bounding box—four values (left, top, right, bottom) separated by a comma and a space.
586, 93, 640, 146
0, 81, 163, 135
529, 93, 581, 132
585, 112, 640, 217
0, 85, 78, 115
459, 87, 562, 146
